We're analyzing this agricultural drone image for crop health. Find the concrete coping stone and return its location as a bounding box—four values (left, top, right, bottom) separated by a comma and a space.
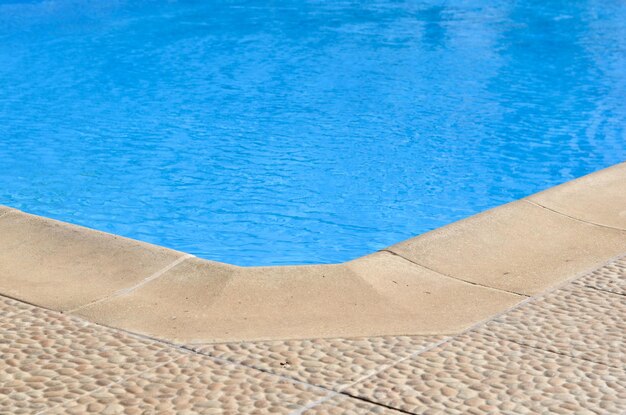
0, 162, 624, 343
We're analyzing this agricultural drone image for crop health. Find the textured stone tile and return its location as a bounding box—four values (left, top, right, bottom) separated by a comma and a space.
0, 294, 34, 318
193, 335, 445, 391
346, 332, 626, 414
45, 353, 329, 415
0, 306, 182, 414
1, 370, 103, 415
484, 284, 625, 367
302, 395, 405, 414
573, 257, 626, 295
1, 307, 180, 380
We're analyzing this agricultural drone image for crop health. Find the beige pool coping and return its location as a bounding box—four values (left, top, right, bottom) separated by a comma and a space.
0, 161, 624, 344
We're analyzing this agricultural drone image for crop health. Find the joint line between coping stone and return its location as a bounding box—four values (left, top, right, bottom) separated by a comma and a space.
4, 294, 337, 414
380, 249, 529, 297
299, 251, 626, 414
524, 199, 626, 232
68, 254, 194, 314
20, 303, 331, 398
9, 252, 625, 415
4, 295, 383, 415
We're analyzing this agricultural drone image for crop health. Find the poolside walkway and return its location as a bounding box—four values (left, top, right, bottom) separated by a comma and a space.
2, 255, 624, 414
1, 163, 625, 413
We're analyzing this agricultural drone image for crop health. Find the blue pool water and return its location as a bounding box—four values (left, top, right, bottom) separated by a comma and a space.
0, 0, 624, 265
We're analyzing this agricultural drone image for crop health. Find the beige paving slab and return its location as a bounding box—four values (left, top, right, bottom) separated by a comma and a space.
0, 306, 180, 383
388, 200, 626, 295
346, 331, 626, 415
0, 210, 187, 311
302, 395, 406, 414
73, 252, 522, 343
1, 294, 328, 415
1, 372, 102, 415
43, 353, 329, 415
0, 300, 182, 414
528, 162, 626, 230
483, 283, 625, 367
0, 205, 14, 217
573, 256, 626, 295
192, 334, 446, 391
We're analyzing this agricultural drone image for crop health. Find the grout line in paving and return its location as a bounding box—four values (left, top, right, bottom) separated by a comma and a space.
68, 253, 194, 313
51, 326, 335, 414
381, 249, 530, 297
297, 251, 626, 414
185, 331, 457, 347
0, 291, 89, 322
524, 199, 626, 232
3, 251, 625, 415
2, 291, 422, 415
289, 334, 456, 414
291, 293, 540, 413
187, 349, 334, 395
480, 330, 623, 370
0, 303, 188, 415
288, 395, 341, 415
582, 284, 626, 297
338, 393, 416, 415
1, 294, 334, 413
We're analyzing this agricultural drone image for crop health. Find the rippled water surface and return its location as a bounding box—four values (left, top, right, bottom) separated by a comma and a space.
0, 0, 624, 265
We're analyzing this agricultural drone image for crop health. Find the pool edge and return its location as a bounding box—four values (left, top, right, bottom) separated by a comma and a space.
0, 161, 624, 343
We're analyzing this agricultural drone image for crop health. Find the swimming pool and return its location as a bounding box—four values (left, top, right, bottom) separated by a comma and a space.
0, 0, 624, 265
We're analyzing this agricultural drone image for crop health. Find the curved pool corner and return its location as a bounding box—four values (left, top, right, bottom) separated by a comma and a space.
0, 161, 624, 344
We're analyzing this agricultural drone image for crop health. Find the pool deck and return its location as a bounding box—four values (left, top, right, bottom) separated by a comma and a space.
1, 162, 625, 413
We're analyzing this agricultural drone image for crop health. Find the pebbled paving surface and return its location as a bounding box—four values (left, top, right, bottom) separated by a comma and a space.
301, 395, 406, 414
44, 355, 326, 415
192, 335, 447, 392
345, 331, 625, 414
1, 255, 625, 414
0, 299, 328, 414
482, 284, 625, 368
574, 256, 626, 295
